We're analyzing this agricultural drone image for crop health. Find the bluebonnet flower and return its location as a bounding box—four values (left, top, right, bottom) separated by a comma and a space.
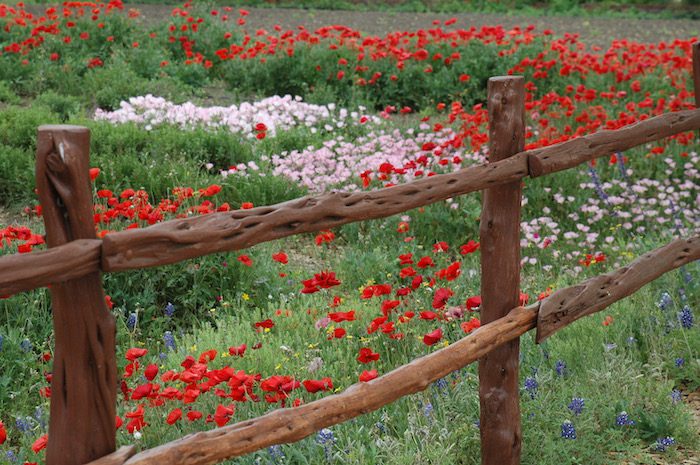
555, 360, 567, 377
473, 419, 480, 429
626, 336, 636, 345
675, 357, 685, 368
15, 417, 32, 433
678, 288, 687, 303
163, 331, 176, 351
267, 445, 285, 461
524, 377, 538, 399
615, 411, 635, 426
164, 302, 176, 318
0, 334, 4, 352
561, 420, 576, 439
20, 338, 32, 352
678, 305, 694, 329
434, 377, 448, 395
670, 390, 682, 404
422, 402, 433, 418
375, 422, 386, 434
657, 292, 673, 311
568, 397, 585, 416
34, 406, 46, 430
587, 165, 617, 215
654, 436, 675, 452
5, 450, 18, 463
126, 312, 138, 330
316, 428, 335, 445
316, 428, 335, 460
682, 267, 693, 284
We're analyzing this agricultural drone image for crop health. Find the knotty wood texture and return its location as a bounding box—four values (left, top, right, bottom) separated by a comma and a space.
478, 76, 524, 465
0, 239, 101, 296
86, 306, 539, 465
536, 235, 700, 343
36, 126, 117, 465
527, 109, 700, 177
100, 154, 530, 271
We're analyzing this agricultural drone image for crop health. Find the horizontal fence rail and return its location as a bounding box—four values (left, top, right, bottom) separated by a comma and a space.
83, 235, 699, 465
1, 108, 699, 295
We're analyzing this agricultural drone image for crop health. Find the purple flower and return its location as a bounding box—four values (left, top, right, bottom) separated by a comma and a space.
524, 377, 538, 399
654, 436, 675, 452
678, 305, 694, 329
561, 420, 576, 439
615, 411, 635, 427
568, 397, 585, 416
555, 360, 567, 377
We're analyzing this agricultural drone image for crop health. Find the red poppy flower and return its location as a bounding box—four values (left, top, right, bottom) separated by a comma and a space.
125, 348, 148, 361
357, 348, 380, 364
302, 377, 333, 393
187, 410, 203, 421
0, 421, 6, 445
166, 408, 182, 425
144, 364, 158, 381
361, 284, 392, 299
237, 254, 253, 267
460, 241, 480, 255
328, 310, 355, 322
330, 328, 346, 339
461, 317, 481, 334
466, 296, 482, 310
381, 299, 401, 316
416, 256, 435, 268
272, 252, 288, 264
214, 404, 234, 427
228, 344, 246, 357
432, 288, 454, 309
423, 328, 443, 346
420, 311, 438, 320
32, 434, 48, 453
359, 370, 378, 382
433, 241, 449, 252
255, 319, 275, 329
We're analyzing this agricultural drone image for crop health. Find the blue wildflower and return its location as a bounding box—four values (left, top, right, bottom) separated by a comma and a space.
20, 338, 32, 352
524, 377, 538, 399
126, 312, 137, 330
678, 305, 694, 329
0, 334, 4, 352
657, 292, 673, 311
654, 436, 675, 452
5, 450, 18, 463
164, 302, 176, 318
670, 390, 682, 404
555, 360, 567, 377
163, 331, 176, 351
316, 428, 335, 446
422, 402, 433, 418
375, 422, 386, 434
267, 445, 285, 461
434, 377, 448, 395
561, 420, 576, 439
15, 417, 32, 433
615, 411, 635, 427
568, 397, 585, 416
675, 357, 685, 368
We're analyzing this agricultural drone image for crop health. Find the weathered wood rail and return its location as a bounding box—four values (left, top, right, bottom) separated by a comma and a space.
0, 40, 698, 465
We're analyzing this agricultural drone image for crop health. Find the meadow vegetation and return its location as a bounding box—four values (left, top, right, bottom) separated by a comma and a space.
0, 1, 698, 463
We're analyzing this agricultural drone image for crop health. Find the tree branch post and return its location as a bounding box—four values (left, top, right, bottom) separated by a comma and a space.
478, 76, 525, 465
36, 125, 117, 465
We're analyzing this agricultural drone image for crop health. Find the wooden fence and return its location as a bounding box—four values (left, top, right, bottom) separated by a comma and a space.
0, 42, 698, 465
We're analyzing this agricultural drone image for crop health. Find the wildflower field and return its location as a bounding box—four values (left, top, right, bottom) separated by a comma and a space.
0, 1, 699, 464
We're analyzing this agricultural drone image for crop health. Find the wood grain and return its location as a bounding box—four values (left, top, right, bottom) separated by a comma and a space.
36, 126, 117, 465
100, 154, 530, 271
527, 109, 700, 177
90, 306, 538, 465
86, 446, 137, 465
694, 41, 700, 107
0, 239, 101, 296
536, 235, 700, 343
478, 76, 525, 465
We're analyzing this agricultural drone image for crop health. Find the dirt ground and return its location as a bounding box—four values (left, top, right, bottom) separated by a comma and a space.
125, 5, 700, 47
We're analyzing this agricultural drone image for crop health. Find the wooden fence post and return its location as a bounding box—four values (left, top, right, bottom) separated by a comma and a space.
693, 41, 699, 107
478, 76, 525, 465
36, 126, 117, 465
